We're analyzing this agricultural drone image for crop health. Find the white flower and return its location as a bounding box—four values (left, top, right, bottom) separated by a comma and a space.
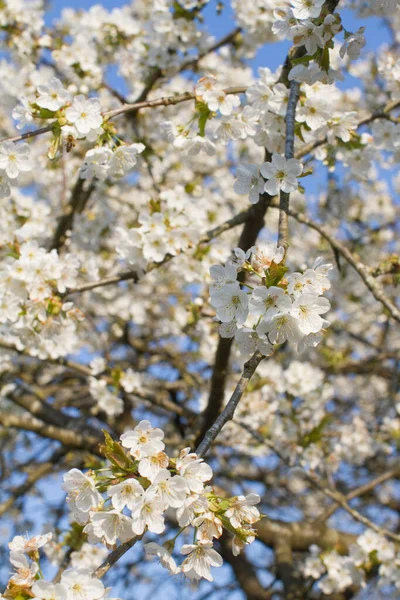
210, 282, 249, 324
60, 568, 105, 600
328, 112, 358, 143
209, 262, 238, 293
9, 532, 52, 554
291, 0, 325, 20
235, 328, 273, 357
219, 321, 238, 338
147, 468, 188, 508
249, 286, 292, 320
65, 95, 103, 136
120, 368, 142, 393
211, 283, 249, 323
144, 542, 180, 575
257, 308, 303, 345
12, 95, 34, 129
0, 142, 32, 179
10, 551, 39, 586
195, 75, 217, 100
250, 243, 285, 272
205, 89, 241, 116
225, 493, 260, 528
120, 420, 165, 459
339, 27, 366, 61
89, 357, 106, 375
182, 135, 216, 156
109, 143, 145, 177
192, 511, 223, 542
36, 77, 71, 111
302, 545, 326, 579
234, 164, 265, 204
130, 490, 165, 535
70, 543, 108, 572
297, 95, 330, 130
31, 580, 68, 600
107, 479, 144, 511
138, 451, 169, 481
90, 510, 135, 545
176, 493, 208, 528
260, 154, 303, 196
181, 542, 223, 581
176, 448, 213, 493
80, 147, 113, 181
62, 468, 102, 512
291, 293, 330, 335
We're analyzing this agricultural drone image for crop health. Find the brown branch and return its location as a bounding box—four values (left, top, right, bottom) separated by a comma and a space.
315, 466, 400, 523
0, 447, 67, 517
104, 86, 246, 120
295, 98, 400, 160
51, 178, 96, 250
219, 536, 272, 600
278, 79, 300, 255
0, 412, 102, 453
270, 202, 400, 323
94, 536, 142, 578
241, 423, 400, 544
63, 206, 250, 297
195, 351, 264, 458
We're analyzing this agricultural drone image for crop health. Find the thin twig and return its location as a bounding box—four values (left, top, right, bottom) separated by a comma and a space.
94, 536, 142, 578
270, 202, 400, 323
238, 422, 400, 544
195, 351, 264, 458
63, 207, 249, 297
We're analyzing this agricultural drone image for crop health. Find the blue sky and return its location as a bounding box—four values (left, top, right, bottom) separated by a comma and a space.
44, 0, 391, 74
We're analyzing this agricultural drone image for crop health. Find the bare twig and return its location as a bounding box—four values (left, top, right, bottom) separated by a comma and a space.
196, 351, 264, 458
63, 207, 250, 297
0, 412, 102, 453
94, 536, 142, 578
270, 202, 400, 323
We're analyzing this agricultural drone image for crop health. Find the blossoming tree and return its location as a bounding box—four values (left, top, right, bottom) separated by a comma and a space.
0, 0, 399, 598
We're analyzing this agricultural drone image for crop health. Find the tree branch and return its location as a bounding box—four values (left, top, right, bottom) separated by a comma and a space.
278, 80, 300, 255
270, 202, 400, 323
195, 351, 264, 458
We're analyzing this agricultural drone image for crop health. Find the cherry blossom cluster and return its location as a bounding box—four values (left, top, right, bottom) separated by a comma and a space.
234, 155, 303, 204
209, 243, 332, 356
303, 529, 400, 595
271, 1, 366, 84
0, 241, 83, 358
1, 532, 117, 600
12, 77, 145, 184
62, 421, 261, 582
115, 187, 207, 267
88, 367, 144, 418
13, 78, 104, 143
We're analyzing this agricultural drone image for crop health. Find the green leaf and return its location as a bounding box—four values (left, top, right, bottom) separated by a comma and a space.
197, 103, 213, 137
299, 415, 331, 448
264, 262, 288, 287
99, 431, 136, 472
320, 46, 330, 72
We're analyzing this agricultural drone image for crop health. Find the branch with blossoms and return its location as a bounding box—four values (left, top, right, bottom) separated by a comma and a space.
269, 201, 400, 323
2, 0, 400, 598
